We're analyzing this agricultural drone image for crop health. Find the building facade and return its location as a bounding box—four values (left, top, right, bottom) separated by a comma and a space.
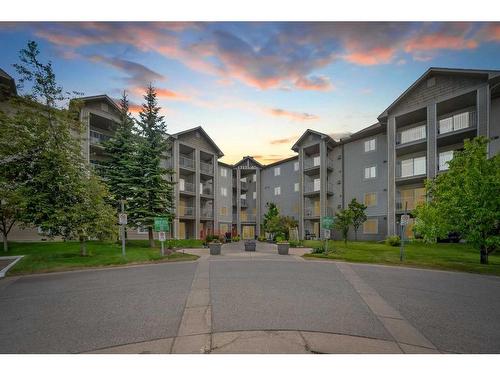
2, 67, 499, 242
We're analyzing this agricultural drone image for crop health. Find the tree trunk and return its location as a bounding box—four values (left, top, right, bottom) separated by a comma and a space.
354, 229, 358, 241
80, 236, 87, 256
3, 234, 8, 252
480, 245, 488, 264
148, 227, 155, 248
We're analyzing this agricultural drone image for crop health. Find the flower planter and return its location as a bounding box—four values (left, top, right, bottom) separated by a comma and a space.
209, 243, 221, 255
277, 243, 289, 255
244, 240, 256, 252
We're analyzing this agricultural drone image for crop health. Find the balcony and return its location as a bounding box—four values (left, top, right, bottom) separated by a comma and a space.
200, 185, 213, 196
396, 124, 427, 155
201, 209, 214, 219
178, 206, 195, 218
304, 181, 334, 195
233, 179, 248, 190
396, 188, 426, 212
396, 156, 426, 183
240, 213, 256, 222
438, 110, 476, 136
304, 206, 333, 218
89, 130, 112, 146
179, 155, 195, 170
303, 157, 334, 173
200, 160, 214, 175
179, 181, 195, 194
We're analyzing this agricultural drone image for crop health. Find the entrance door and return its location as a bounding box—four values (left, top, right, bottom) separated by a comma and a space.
313, 200, 320, 216
242, 225, 255, 240
313, 222, 320, 238
179, 222, 186, 239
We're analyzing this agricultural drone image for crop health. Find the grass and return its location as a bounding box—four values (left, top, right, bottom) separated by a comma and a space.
302, 240, 500, 276
1, 240, 201, 276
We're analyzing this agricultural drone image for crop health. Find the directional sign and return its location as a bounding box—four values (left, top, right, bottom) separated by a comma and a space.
118, 213, 128, 225
324, 229, 331, 238
158, 231, 166, 242
400, 214, 410, 226
321, 216, 335, 229
154, 217, 170, 232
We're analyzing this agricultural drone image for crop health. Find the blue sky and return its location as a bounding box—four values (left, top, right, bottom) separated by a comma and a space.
1, 22, 499, 163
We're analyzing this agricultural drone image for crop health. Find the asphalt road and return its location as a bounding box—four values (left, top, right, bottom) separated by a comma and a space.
1, 249, 500, 353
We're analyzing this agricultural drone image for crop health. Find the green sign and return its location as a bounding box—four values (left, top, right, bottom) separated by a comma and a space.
154, 217, 170, 232
321, 216, 335, 229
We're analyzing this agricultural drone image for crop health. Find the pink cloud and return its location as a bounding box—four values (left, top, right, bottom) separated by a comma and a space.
344, 46, 396, 65
295, 76, 333, 91
404, 34, 478, 52
267, 108, 319, 121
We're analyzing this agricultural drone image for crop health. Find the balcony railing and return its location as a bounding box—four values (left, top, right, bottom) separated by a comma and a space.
438, 110, 476, 135
240, 198, 247, 207
240, 213, 256, 222
397, 124, 426, 145
304, 181, 334, 194
178, 206, 194, 217
200, 185, 213, 196
396, 156, 426, 178
396, 192, 425, 211
304, 206, 333, 217
304, 157, 335, 170
201, 209, 213, 219
200, 161, 214, 175
89, 130, 111, 145
180, 181, 195, 193
179, 155, 195, 169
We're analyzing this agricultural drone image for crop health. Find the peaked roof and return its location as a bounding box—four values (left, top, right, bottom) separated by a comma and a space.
0, 67, 17, 96
78, 94, 122, 113
378, 67, 500, 120
291, 129, 336, 151
234, 156, 264, 168
171, 126, 224, 157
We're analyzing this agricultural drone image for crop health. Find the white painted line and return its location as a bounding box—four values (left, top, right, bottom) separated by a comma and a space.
0, 255, 24, 278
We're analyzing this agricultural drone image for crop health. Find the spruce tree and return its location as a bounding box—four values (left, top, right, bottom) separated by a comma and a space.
102, 91, 140, 232
130, 84, 175, 248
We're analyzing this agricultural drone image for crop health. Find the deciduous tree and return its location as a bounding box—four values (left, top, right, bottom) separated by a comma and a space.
348, 198, 367, 241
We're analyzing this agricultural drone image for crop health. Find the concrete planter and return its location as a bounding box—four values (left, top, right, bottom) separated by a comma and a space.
244, 240, 256, 251
209, 243, 222, 255
277, 243, 290, 255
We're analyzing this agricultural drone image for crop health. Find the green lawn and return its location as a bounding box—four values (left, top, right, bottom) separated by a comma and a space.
1, 240, 201, 276
302, 240, 500, 276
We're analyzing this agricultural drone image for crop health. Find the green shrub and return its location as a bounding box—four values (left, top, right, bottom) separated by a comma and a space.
289, 240, 302, 247
233, 235, 240, 242
258, 236, 266, 242
169, 239, 204, 248
385, 235, 401, 247
311, 246, 325, 254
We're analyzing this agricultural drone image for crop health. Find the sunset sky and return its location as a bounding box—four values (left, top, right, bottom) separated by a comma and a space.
1, 22, 500, 164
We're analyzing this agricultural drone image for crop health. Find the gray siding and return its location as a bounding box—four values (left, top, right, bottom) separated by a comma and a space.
490, 97, 500, 156
217, 165, 233, 226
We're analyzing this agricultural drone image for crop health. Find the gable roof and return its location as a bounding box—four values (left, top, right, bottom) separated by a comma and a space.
234, 156, 264, 169
378, 67, 500, 120
78, 94, 122, 113
339, 122, 385, 144
171, 126, 224, 157
291, 129, 336, 151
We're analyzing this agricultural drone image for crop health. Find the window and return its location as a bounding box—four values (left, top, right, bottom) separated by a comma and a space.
294, 162, 299, 171
313, 178, 320, 191
364, 138, 376, 152
364, 192, 377, 207
220, 207, 228, 216
363, 219, 378, 234
400, 156, 426, 177
274, 186, 281, 196
294, 182, 299, 192
439, 150, 454, 171
253, 191, 257, 199
221, 187, 227, 197
220, 168, 227, 177
274, 167, 281, 176
241, 193, 246, 200
313, 156, 320, 166
364, 166, 376, 179
252, 174, 257, 182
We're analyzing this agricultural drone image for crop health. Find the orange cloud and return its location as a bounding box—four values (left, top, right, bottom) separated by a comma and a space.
344, 46, 396, 65
156, 88, 189, 100
404, 34, 478, 52
269, 136, 298, 145
295, 76, 333, 91
252, 154, 294, 164
267, 108, 319, 121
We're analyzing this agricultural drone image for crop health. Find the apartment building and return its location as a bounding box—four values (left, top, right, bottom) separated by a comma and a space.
1, 67, 499, 242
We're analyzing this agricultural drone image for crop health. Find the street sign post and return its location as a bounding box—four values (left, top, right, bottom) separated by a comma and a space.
400, 204, 409, 261
119, 201, 127, 257
321, 216, 335, 254
154, 217, 170, 256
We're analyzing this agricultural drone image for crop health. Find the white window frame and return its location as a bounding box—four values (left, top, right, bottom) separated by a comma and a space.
253, 191, 257, 199
274, 186, 281, 196
294, 162, 299, 171
364, 138, 376, 152
294, 182, 300, 192
274, 167, 281, 176
221, 187, 227, 197
439, 150, 454, 171
220, 168, 227, 177
364, 166, 377, 179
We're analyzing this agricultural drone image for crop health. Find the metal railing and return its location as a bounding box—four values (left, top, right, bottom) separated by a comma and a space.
180, 181, 195, 193
240, 213, 256, 222
304, 181, 334, 194
200, 161, 214, 175
397, 124, 426, 145
304, 157, 334, 170
201, 209, 213, 218
179, 155, 195, 169
438, 110, 476, 135
200, 185, 213, 196
178, 206, 194, 217
89, 130, 111, 145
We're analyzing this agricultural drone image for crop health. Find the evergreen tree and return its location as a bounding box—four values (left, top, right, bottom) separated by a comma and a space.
129, 84, 175, 248
102, 91, 140, 232
3, 41, 116, 253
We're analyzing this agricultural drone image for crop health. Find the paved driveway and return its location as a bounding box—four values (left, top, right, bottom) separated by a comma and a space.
1, 244, 499, 353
